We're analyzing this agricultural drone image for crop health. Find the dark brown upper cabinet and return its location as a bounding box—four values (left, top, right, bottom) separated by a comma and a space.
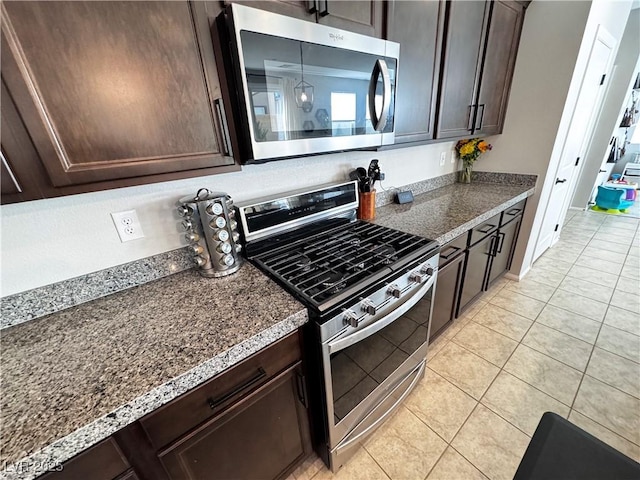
227, 1, 384, 38
436, 0, 525, 139
387, 1, 445, 144
1, 1, 239, 204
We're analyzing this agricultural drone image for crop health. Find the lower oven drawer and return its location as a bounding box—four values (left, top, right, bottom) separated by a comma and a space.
140, 330, 301, 449
330, 361, 425, 469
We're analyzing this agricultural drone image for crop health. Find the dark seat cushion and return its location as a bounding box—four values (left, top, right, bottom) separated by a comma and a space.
513, 412, 640, 480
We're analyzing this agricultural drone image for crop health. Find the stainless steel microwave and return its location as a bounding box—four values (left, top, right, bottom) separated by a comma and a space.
215, 4, 399, 164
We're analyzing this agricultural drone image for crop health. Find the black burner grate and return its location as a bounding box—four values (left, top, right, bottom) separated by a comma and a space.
252, 221, 437, 312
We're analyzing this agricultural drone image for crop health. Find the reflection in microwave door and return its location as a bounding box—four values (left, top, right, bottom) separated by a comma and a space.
303, 120, 315, 133
315, 108, 330, 129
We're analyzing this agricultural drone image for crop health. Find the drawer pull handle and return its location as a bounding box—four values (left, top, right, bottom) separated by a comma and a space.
496, 232, 506, 254
207, 367, 267, 410
477, 224, 496, 234
440, 245, 461, 260
506, 208, 521, 216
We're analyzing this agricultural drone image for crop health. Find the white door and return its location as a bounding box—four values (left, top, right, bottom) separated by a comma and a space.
534, 26, 617, 260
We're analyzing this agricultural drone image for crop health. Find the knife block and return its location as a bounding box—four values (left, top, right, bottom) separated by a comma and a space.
357, 190, 376, 220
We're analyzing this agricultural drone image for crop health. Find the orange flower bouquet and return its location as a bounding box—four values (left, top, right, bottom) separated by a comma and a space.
456, 138, 493, 183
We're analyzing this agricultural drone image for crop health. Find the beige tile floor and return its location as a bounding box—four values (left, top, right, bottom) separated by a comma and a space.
289, 210, 640, 480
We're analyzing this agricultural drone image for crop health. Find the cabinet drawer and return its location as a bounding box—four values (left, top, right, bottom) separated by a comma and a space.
141, 330, 301, 450
469, 213, 501, 246
439, 232, 468, 266
501, 199, 526, 225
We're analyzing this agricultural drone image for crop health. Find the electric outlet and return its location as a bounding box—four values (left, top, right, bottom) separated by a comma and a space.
111, 210, 144, 242
439, 151, 446, 166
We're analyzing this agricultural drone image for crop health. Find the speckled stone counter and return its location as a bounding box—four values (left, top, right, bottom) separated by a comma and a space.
0, 263, 307, 480
373, 181, 535, 244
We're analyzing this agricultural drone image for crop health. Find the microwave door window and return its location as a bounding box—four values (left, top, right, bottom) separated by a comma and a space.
239, 31, 396, 142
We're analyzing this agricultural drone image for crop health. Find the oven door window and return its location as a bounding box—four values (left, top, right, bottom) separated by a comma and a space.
239, 31, 396, 143
329, 288, 432, 422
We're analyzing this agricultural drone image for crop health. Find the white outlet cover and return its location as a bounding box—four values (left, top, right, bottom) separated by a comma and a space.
439, 152, 446, 166
451, 151, 456, 163
111, 210, 144, 242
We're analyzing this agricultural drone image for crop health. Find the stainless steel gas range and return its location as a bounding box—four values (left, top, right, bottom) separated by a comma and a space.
236, 181, 439, 472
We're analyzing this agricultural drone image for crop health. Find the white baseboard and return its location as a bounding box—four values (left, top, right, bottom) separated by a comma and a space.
505, 265, 530, 282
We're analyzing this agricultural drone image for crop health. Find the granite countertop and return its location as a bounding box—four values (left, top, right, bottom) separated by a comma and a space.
0, 263, 307, 480
373, 182, 535, 244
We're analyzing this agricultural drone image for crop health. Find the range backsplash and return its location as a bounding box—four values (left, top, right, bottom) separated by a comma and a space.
2, 171, 536, 329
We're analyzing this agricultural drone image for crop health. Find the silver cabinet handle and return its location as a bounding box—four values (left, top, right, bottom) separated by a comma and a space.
368, 59, 391, 132
307, 0, 318, 13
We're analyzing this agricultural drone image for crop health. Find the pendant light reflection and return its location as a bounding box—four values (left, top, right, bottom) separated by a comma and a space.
294, 43, 314, 112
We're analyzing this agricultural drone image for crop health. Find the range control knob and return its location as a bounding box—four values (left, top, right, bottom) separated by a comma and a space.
420, 266, 435, 276
343, 310, 359, 328
185, 232, 200, 242
387, 284, 402, 299
194, 256, 208, 267
409, 272, 424, 284
360, 299, 376, 315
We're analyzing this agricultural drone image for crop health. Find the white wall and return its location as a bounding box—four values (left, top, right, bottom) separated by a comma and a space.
572, 4, 639, 208
480, 0, 592, 276
0, 142, 456, 296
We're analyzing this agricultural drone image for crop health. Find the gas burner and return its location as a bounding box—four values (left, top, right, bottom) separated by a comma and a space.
294, 254, 313, 272
372, 245, 398, 265
347, 237, 361, 247
320, 271, 347, 290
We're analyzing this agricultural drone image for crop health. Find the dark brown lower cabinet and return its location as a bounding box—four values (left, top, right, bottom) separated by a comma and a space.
40, 438, 132, 480
487, 215, 522, 286
430, 235, 467, 341
158, 363, 311, 480
458, 233, 495, 313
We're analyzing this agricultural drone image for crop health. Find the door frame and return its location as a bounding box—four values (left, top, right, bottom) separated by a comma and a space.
533, 24, 617, 260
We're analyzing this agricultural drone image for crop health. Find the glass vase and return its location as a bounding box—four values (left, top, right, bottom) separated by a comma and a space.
459, 164, 473, 184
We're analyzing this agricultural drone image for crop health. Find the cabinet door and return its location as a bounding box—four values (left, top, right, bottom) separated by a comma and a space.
387, 1, 444, 143
317, 1, 385, 38
488, 215, 522, 286
1, 1, 236, 188
159, 364, 312, 480
474, 1, 525, 136
459, 233, 494, 313
435, 0, 489, 139
225, 1, 314, 21
40, 438, 130, 480
430, 252, 465, 340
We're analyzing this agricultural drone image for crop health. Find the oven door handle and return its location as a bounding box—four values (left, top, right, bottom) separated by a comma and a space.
327, 276, 434, 355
